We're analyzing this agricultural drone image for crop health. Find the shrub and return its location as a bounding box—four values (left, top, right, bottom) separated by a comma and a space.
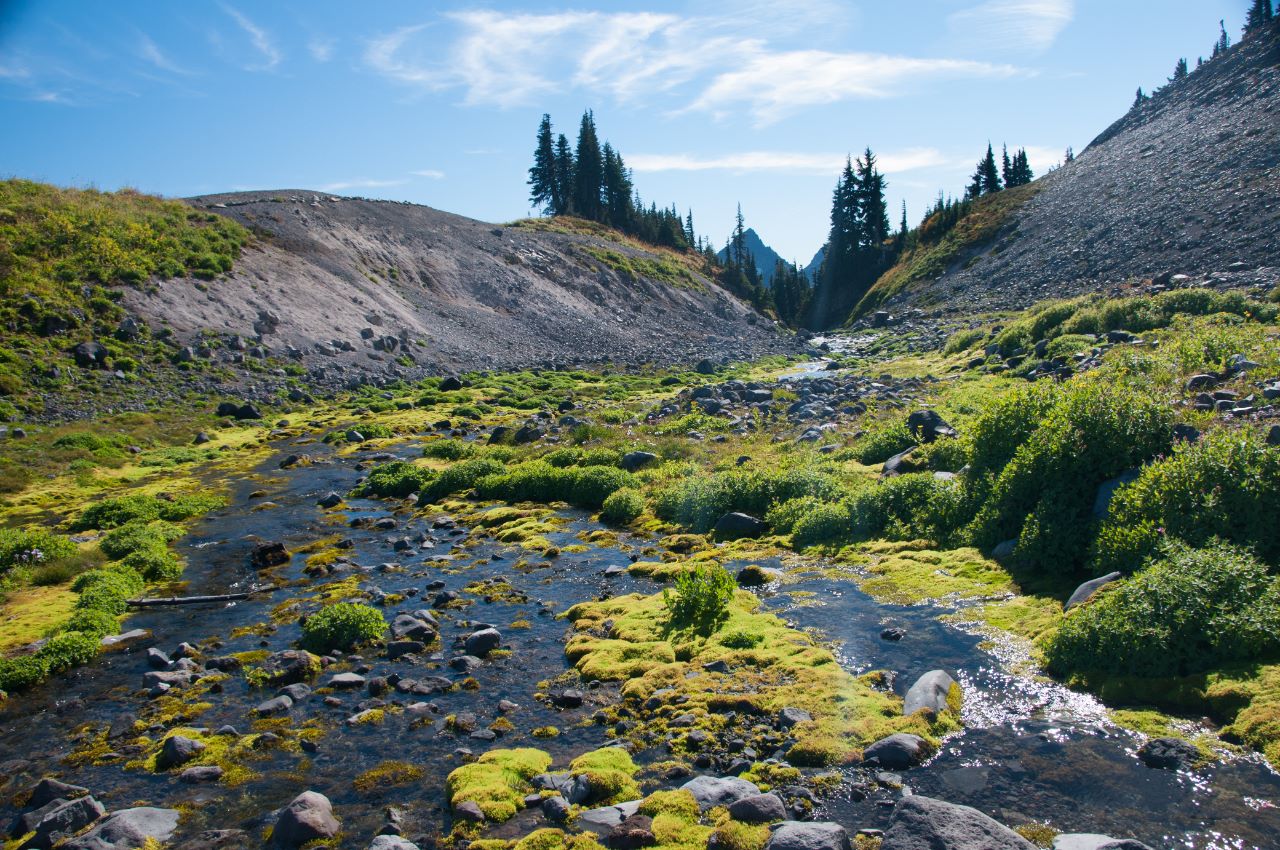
121, 546, 183, 581
99, 519, 181, 560
849, 474, 966, 545
0, 527, 77, 575
967, 382, 1172, 574
600, 488, 645, 525
913, 437, 971, 473
1044, 334, 1096, 360
1045, 542, 1280, 678
663, 564, 735, 629
0, 655, 50, 692
654, 468, 840, 534
72, 492, 222, 531
357, 461, 434, 499
420, 458, 505, 503
791, 502, 854, 549
422, 438, 475, 461
38, 630, 100, 674
473, 462, 637, 510
850, 422, 916, 465
1091, 429, 1280, 575
63, 608, 119, 638
765, 496, 833, 535
300, 602, 386, 652
75, 580, 135, 616
72, 565, 145, 597
943, 327, 986, 355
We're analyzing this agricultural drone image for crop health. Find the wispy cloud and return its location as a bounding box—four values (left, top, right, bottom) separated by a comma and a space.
364, 10, 1023, 122
411, 169, 445, 179
318, 178, 405, 192
0, 62, 31, 79
949, 0, 1075, 53
308, 38, 335, 63
138, 34, 192, 75
221, 5, 281, 70
628, 148, 948, 175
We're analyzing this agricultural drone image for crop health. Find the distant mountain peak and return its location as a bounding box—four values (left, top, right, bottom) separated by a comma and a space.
717, 228, 786, 287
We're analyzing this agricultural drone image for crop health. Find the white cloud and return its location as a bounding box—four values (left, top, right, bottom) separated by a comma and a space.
628, 148, 948, 175
308, 38, 335, 63
689, 50, 1018, 124
222, 5, 281, 70
0, 62, 31, 79
319, 178, 405, 191
138, 34, 191, 75
411, 169, 445, 179
364, 10, 1021, 121
949, 0, 1075, 53
1021, 144, 1066, 173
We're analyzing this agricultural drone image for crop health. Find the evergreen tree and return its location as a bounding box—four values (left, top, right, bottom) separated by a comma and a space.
1064, 146, 1075, 163
857, 148, 890, 247
1133, 86, 1149, 108
553, 134, 575, 215
573, 110, 604, 222
1246, 0, 1274, 32
601, 143, 634, 231
968, 144, 1002, 198
684, 210, 695, 246
1216, 20, 1230, 56
528, 114, 558, 214
729, 204, 749, 271
1171, 57, 1189, 82
1001, 145, 1013, 187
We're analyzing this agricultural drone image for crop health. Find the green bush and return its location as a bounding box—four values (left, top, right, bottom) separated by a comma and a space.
121, 546, 183, 581
0, 527, 77, 575
473, 461, 637, 510
357, 461, 434, 499
72, 492, 223, 531
654, 468, 841, 534
99, 519, 181, 560
663, 564, 735, 630
71, 565, 145, 597
1045, 542, 1280, 678
791, 502, 854, 549
0, 655, 50, 692
422, 438, 476, 461
765, 496, 834, 535
300, 602, 387, 652
600, 488, 645, 525
63, 608, 119, 638
420, 458, 507, 503
967, 382, 1172, 574
38, 631, 100, 674
913, 437, 971, 473
850, 423, 916, 465
1043, 334, 1096, 360
75, 581, 134, 616
1091, 429, 1280, 575
943, 327, 986, 355
851, 474, 967, 544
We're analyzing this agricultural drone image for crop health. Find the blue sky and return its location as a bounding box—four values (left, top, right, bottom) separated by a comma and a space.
0, 0, 1250, 263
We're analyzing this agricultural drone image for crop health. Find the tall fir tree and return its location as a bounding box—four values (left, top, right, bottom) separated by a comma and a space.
573, 110, 604, 222
1213, 20, 1231, 57
553, 134, 575, 215
528, 114, 559, 215
684, 210, 695, 246
1246, 0, 1274, 31
601, 143, 634, 231
1171, 57, 1189, 81
1001, 145, 1013, 187
1133, 86, 1149, 108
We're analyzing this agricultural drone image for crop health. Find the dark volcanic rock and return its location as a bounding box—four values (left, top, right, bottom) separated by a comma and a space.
880, 795, 1034, 850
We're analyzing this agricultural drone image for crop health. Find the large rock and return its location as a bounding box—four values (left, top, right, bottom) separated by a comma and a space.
1064, 572, 1123, 611
260, 650, 320, 685
272, 792, 339, 848
368, 838, 420, 850
63, 806, 180, 850
862, 733, 928, 769
764, 822, 851, 850
620, 451, 658, 472
578, 801, 643, 836
1053, 836, 1155, 850
23, 796, 105, 849
1136, 737, 1198, 771
906, 410, 957, 443
250, 542, 289, 569
880, 795, 1034, 850
680, 776, 761, 811
881, 447, 917, 478
464, 628, 502, 658
71, 341, 109, 369
903, 670, 959, 717
608, 814, 656, 850
712, 512, 766, 540
27, 777, 89, 808
1092, 470, 1141, 519
156, 735, 206, 770
727, 793, 787, 823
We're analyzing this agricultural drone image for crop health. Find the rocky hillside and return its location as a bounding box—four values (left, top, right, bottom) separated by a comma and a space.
874, 20, 1280, 316
130, 191, 791, 376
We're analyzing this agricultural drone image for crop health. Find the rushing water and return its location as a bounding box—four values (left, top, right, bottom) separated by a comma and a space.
2, 436, 1278, 848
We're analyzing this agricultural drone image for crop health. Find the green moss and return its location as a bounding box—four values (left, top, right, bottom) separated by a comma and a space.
445, 747, 552, 822
353, 760, 426, 791
568, 747, 641, 805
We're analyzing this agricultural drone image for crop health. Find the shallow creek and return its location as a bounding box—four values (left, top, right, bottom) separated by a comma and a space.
1, 435, 1278, 849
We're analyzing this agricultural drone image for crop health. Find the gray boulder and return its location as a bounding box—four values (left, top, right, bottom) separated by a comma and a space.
1136, 737, 1198, 770
1053, 836, 1155, 850
27, 778, 89, 808
882, 448, 916, 478
63, 807, 180, 850
156, 735, 206, 770
24, 796, 106, 849
179, 766, 224, 784
273, 792, 339, 848
1092, 470, 1141, 519
71, 341, 109, 369
764, 822, 852, 850
906, 410, 957, 443
776, 707, 812, 729
1065, 573, 1123, 611
368, 838, 420, 850
680, 776, 761, 811
881, 795, 1034, 850
577, 801, 643, 836
464, 628, 502, 658
713, 512, 766, 540
903, 670, 958, 717
620, 451, 658, 472
862, 733, 928, 769
727, 793, 787, 823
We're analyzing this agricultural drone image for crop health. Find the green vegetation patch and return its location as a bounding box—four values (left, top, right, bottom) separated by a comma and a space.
300, 602, 386, 653
445, 748, 552, 822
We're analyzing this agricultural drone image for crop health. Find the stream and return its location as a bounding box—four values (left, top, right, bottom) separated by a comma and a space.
2, 429, 1279, 849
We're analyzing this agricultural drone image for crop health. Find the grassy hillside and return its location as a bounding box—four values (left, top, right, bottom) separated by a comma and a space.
853, 182, 1041, 317
0, 179, 251, 416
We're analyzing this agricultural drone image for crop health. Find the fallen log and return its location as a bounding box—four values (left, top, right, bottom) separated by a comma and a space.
126, 585, 277, 607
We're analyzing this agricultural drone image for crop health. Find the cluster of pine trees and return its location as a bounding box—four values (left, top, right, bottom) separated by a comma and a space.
966, 143, 1034, 199
1133, 4, 1273, 108
528, 111, 699, 251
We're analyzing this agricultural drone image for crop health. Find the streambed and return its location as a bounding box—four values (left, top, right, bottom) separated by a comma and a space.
1, 437, 1277, 849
